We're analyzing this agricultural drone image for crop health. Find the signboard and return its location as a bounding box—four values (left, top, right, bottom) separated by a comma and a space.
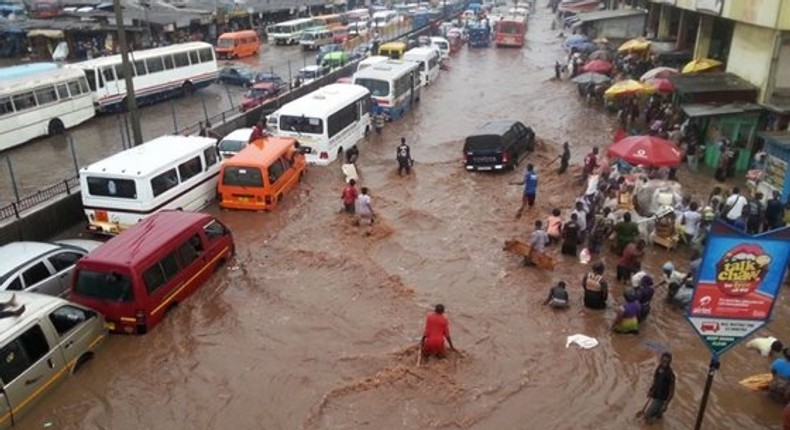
696, 0, 723, 15
686, 223, 790, 356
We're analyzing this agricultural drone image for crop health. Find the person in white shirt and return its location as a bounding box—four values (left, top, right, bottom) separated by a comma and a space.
723, 187, 747, 228
354, 187, 374, 234
746, 336, 783, 357
681, 202, 702, 244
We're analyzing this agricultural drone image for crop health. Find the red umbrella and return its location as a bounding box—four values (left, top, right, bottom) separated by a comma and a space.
607, 135, 683, 167
582, 59, 613, 74
646, 78, 675, 93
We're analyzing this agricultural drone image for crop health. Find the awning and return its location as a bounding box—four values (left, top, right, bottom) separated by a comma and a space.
681, 103, 764, 118
27, 29, 65, 38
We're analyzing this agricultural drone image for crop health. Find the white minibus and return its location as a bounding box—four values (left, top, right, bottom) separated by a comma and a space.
79, 135, 220, 235
67, 42, 218, 113
352, 60, 421, 120
300, 27, 333, 50
371, 10, 397, 29
269, 18, 318, 45
0, 66, 95, 150
271, 84, 371, 165
403, 47, 441, 87
357, 55, 389, 72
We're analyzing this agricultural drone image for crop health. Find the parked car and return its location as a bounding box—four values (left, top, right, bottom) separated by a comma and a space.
349, 43, 372, 61
241, 82, 281, 112
316, 43, 344, 65
217, 127, 253, 159
254, 71, 287, 90
0, 291, 107, 428
0, 240, 103, 298
297, 65, 329, 85
219, 66, 260, 86
463, 120, 535, 171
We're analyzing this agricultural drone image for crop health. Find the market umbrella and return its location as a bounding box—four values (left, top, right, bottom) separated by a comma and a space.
588, 49, 612, 60
564, 34, 589, 46
640, 66, 678, 81
618, 37, 651, 52
645, 78, 675, 93
607, 135, 683, 167
682, 58, 723, 74
582, 59, 613, 74
603, 79, 653, 97
572, 72, 612, 85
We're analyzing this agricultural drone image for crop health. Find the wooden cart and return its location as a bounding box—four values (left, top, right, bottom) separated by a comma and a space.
503, 239, 557, 270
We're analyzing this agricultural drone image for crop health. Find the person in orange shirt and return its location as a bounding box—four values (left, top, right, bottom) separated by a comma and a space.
421, 304, 455, 360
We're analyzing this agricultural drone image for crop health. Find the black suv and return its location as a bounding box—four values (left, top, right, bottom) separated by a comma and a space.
463, 120, 535, 171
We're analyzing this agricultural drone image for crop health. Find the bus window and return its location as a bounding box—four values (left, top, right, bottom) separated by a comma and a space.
134, 60, 147, 76
189, 50, 199, 65
199, 48, 214, 63
56, 84, 69, 100
35, 87, 57, 105
204, 147, 218, 168
102, 67, 115, 83
150, 169, 179, 197
84, 69, 97, 91
114, 65, 125, 81
163, 55, 174, 70
68, 81, 82, 96
146, 57, 164, 73
174, 53, 189, 68
178, 156, 202, 181
12, 92, 36, 111
0, 97, 12, 115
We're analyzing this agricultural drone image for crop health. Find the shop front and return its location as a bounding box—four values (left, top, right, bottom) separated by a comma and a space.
682, 103, 764, 174
756, 132, 790, 202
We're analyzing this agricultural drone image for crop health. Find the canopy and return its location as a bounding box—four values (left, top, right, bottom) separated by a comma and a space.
640, 66, 678, 81
571, 72, 611, 85
618, 37, 650, 52
582, 59, 612, 74
682, 58, 723, 74
564, 34, 590, 49
607, 135, 683, 167
604, 79, 652, 97
645, 78, 675, 93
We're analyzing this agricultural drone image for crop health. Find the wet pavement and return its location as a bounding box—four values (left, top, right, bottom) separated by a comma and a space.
16, 7, 790, 430
0, 44, 316, 204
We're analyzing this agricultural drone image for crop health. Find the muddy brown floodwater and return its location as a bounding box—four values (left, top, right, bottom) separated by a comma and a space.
20, 7, 790, 430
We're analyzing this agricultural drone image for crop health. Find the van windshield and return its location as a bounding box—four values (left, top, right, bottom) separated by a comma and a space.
354, 78, 389, 97
222, 166, 264, 187
465, 135, 502, 151
219, 139, 247, 154
217, 38, 235, 48
75, 270, 134, 302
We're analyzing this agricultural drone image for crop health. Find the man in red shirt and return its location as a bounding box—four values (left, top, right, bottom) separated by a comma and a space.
582, 147, 599, 182
341, 179, 358, 214
421, 304, 455, 359
617, 239, 645, 284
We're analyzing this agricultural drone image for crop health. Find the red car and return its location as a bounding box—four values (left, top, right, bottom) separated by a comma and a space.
240, 82, 280, 112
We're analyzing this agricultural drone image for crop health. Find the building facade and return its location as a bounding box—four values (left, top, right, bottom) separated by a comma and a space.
648, 0, 790, 121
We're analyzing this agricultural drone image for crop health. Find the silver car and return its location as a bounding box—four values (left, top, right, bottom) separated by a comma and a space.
0, 240, 102, 298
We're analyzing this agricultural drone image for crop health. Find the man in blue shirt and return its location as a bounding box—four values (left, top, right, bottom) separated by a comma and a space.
514, 164, 538, 219
772, 349, 790, 379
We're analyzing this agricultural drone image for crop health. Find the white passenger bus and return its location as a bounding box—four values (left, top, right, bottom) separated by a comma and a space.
269, 18, 318, 45
0, 66, 95, 151
79, 135, 220, 235
372, 10, 398, 29
403, 47, 441, 87
270, 83, 371, 165
67, 42, 218, 113
352, 60, 420, 120
357, 55, 389, 72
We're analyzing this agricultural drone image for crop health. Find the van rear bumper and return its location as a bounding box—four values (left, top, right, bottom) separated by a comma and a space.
465, 164, 505, 171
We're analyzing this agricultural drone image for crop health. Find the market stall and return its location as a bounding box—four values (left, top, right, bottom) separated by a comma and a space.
755, 132, 790, 202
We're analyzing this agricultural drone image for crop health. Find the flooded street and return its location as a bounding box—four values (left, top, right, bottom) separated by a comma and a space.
17, 7, 790, 430
0, 45, 316, 204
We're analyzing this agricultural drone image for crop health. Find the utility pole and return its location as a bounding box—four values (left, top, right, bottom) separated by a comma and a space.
113, 0, 143, 146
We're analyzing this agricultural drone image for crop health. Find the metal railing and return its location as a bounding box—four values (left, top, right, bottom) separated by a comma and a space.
0, 177, 80, 222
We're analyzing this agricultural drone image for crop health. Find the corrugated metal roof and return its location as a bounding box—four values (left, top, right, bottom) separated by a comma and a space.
670, 72, 758, 95
575, 8, 647, 23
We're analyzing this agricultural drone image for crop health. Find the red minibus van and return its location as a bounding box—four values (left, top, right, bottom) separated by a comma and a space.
70, 211, 234, 334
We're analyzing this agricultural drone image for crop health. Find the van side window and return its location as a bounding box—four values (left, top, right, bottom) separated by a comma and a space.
178, 235, 202, 266
150, 168, 179, 197
49, 306, 94, 337
23, 262, 52, 287
204, 147, 218, 169
143, 264, 166, 294
268, 160, 286, 184
48, 251, 83, 272
203, 220, 226, 241
280, 156, 292, 170
160, 253, 181, 280
0, 325, 50, 383
178, 156, 203, 182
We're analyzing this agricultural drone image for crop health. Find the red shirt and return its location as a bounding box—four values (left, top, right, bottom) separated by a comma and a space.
619, 243, 641, 268
584, 153, 598, 171
342, 185, 358, 204
424, 313, 449, 350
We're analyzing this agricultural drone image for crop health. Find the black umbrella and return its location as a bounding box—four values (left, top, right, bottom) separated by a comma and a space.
588, 49, 612, 61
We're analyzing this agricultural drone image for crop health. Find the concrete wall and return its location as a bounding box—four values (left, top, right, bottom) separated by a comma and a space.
780, 1, 790, 30
721, 0, 781, 29
0, 193, 84, 245
726, 22, 777, 102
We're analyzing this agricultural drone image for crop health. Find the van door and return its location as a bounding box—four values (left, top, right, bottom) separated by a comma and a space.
46, 305, 102, 370
0, 324, 67, 426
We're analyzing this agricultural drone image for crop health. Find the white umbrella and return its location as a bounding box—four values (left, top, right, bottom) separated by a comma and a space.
640, 67, 679, 82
